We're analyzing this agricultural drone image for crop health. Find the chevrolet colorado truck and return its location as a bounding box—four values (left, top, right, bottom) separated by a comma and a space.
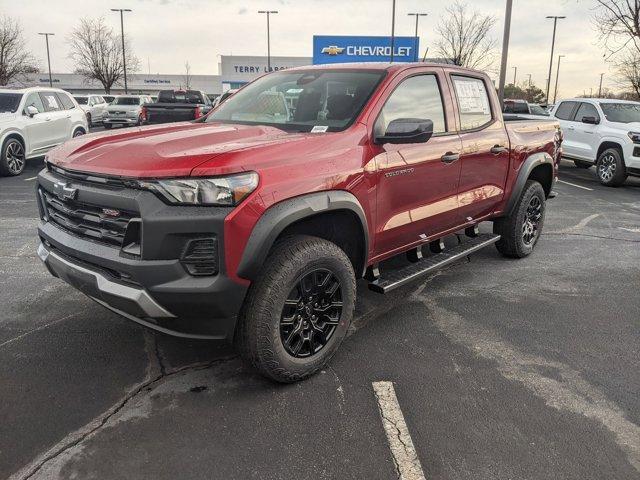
36, 63, 561, 382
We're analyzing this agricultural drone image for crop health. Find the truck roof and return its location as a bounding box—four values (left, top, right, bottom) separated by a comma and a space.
285, 62, 478, 74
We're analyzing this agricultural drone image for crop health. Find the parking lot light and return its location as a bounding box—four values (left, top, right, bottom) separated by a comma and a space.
37, 33, 55, 88
407, 13, 428, 62
258, 10, 278, 72
111, 8, 132, 94
545, 15, 566, 104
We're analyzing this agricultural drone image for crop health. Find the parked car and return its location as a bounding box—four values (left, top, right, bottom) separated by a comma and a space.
102, 95, 116, 104
503, 99, 551, 119
0, 87, 87, 176
103, 95, 153, 129
551, 98, 640, 186
36, 63, 561, 382
143, 89, 213, 124
72, 94, 109, 126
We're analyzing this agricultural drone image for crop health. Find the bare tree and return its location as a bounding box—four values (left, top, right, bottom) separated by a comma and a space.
614, 50, 640, 99
183, 61, 192, 90
0, 16, 38, 86
68, 17, 139, 93
435, 1, 497, 70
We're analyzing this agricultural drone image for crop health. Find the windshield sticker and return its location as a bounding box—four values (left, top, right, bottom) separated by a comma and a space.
311, 125, 329, 133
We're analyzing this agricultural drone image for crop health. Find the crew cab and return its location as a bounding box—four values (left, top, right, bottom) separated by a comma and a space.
143, 89, 213, 125
0, 87, 87, 176
551, 98, 640, 186
36, 64, 561, 382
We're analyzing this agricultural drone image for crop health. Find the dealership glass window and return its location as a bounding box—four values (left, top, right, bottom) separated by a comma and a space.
554, 101, 578, 121
207, 70, 385, 132
39, 92, 61, 112
56, 92, 76, 110
374, 75, 446, 138
23, 93, 45, 114
451, 75, 492, 130
574, 103, 600, 123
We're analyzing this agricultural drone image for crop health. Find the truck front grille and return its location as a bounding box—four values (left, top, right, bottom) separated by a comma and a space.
40, 189, 137, 248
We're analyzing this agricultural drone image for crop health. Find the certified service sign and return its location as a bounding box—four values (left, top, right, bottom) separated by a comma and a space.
313, 35, 418, 64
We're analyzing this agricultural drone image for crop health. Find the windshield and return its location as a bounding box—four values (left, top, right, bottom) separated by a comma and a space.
0, 93, 23, 113
529, 104, 549, 116
74, 97, 88, 105
113, 97, 141, 106
206, 69, 386, 132
600, 103, 640, 123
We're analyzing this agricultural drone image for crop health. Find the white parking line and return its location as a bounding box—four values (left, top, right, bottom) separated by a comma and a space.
24, 176, 37, 181
372, 381, 426, 480
557, 179, 593, 191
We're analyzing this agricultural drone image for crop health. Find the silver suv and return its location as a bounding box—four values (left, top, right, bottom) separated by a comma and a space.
104, 95, 152, 129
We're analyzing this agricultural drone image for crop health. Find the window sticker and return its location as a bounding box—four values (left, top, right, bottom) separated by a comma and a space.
310, 125, 329, 133
454, 78, 490, 115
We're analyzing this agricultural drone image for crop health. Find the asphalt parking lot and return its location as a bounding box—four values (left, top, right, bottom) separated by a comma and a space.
1, 156, 639, 480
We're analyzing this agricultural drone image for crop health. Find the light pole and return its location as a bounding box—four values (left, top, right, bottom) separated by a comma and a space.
512, 66, 518, 86
553, 54, 565, 103
111, 9, 132, 94
407, 13, 428, 62
545, 15, 566, 104
390, 0, 396, 63
598, 73, 605, 97
526, 73, 532, 87
38, 33, 55, 87
497, 0, 513, 107
258, 10, 278, 72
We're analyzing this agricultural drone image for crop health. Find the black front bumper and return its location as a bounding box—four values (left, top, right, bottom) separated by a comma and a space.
36, 167, 248, 340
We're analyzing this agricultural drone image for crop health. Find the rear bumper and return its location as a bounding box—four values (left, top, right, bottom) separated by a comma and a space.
104, 117, 138, 125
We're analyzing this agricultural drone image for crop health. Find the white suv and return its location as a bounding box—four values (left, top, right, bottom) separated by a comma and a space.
0, 88, 88, 176
551, 98, 640, 186
73, 94, 109, 126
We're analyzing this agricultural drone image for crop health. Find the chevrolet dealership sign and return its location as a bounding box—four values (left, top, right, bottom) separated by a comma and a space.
313, 35, 418, 64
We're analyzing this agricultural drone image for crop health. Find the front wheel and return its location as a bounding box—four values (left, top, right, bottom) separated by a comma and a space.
596, 148, 627, 187
493, 180, 546, 258
236, 235, 356, 383
0, 138, 26, 177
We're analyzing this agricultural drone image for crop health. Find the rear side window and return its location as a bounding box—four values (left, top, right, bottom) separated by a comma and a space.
575, 103, 599, 122
56, 92, 76, 110
451, 75, 492, 130
39, 92, 62, 112
375, 74, 447, 138
554, 101, 577, 120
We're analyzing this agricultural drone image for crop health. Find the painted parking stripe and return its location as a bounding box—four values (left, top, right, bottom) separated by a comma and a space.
557, 179, 593, 191
24, 176, 37, 181
372, 381, 426, 480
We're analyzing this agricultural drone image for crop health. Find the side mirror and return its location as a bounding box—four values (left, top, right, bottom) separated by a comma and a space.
581, 116, 599, 125
25, 105, 39, 117
376, 118, 434, 144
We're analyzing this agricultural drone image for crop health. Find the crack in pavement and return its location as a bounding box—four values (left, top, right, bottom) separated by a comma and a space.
11, 354, 237, 480
542, 232, 640, 242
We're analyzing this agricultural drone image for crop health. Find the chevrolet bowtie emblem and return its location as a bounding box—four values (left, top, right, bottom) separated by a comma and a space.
321, 45, 345, 55
53, 181, 78, 201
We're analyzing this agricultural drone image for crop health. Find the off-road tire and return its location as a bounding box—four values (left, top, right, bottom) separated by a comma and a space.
596, 148, 627, 187
236, 235, 356, 383
574, 160, 592, 169
493, 180, 546, 258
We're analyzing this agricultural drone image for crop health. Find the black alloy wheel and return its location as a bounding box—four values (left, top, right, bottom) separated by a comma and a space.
280, 268, 343, 358
522, 195, 542, 246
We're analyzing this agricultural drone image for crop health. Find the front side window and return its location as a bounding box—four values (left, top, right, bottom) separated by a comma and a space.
554, 101, 577, 120
39, 92, 61, 111
575, 103, 600, 122
451, 75, 492, 130
600, 103, 640, 123
375, 74, 446, 138
207, 70, 385, 132
0, 93, 23, 113
24, 93, 45, 114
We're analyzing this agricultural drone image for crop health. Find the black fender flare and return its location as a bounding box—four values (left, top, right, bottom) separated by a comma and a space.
504, 152, 554, 216
237, 191, 369, 281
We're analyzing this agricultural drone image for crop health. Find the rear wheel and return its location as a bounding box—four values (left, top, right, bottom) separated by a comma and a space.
0, 137, 26, 177
493, 180, 546, 258
596, 148, 627, 187
574, 160, 592, 169
73, 128, 85, 137
237, 235, 356, 383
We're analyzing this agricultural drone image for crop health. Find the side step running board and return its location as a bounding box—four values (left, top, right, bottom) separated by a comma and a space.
368, 233, 500, 294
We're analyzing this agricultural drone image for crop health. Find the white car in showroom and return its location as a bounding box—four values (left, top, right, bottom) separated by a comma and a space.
551, 98, 640, 186
73, 94, 109, 127
103, 95, 153, 129
0, 87, 88, 176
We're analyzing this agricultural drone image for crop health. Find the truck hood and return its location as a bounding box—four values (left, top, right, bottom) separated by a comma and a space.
47, 122, 315, 178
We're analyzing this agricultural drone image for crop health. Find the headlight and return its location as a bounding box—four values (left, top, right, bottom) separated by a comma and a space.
628, 131, 640, 143
137, 172, 259, 206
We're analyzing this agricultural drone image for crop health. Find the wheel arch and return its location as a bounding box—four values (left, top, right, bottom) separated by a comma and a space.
505, 152, 554, 216
597, 140, 624, 160
237, 191, 369, 281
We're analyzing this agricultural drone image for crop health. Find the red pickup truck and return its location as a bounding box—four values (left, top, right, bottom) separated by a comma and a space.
36, 63, 561, 382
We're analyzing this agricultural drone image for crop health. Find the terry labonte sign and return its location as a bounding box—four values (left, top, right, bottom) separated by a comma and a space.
220, 55, 312, 88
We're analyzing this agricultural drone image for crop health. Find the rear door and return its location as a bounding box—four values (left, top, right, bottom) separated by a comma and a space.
38, 92, 68, 147
370, 69, 463, 257
553, 101, 580, 158
450, 74, 510, 223
570, 102, 601, 161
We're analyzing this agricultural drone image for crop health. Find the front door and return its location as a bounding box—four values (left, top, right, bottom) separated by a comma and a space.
570, 102, 601, 161
371, 72, 463, 258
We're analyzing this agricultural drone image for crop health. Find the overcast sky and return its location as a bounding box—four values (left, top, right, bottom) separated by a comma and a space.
11, 0, 611, 99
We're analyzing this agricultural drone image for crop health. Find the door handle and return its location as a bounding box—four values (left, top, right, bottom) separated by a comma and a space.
441, 152, 460, 164
44, 117, 51, 121
490, 145, 508, 154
